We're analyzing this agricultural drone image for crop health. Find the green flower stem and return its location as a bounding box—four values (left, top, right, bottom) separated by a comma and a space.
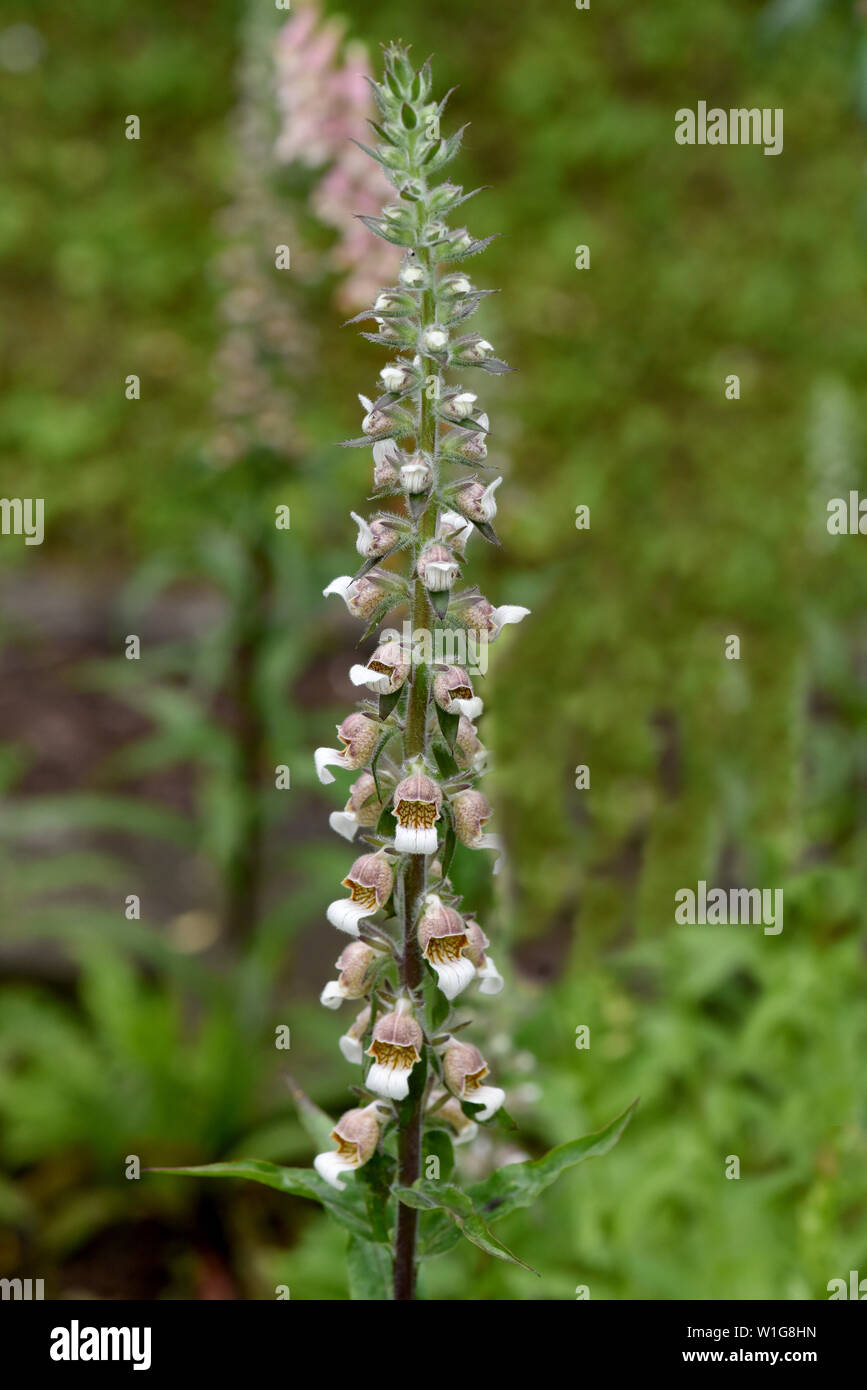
394, 242, 438, 1301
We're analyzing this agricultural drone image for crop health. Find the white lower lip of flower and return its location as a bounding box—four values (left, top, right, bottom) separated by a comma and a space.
491, 605, 530, 637
314, 1150, 357, 1190
450, 394, 477, 418
466, 1085, 506, 1121
400, 464, 430, 493
450, 696, 484, 721
366, 1060, 412, 1100
323, 575, 355, 604
380, 368, 406, 392
473, 831, 504, 875
326, 898, 375, 936
315, 747, 346, 785
329, 810, 359, 842
438, 510, 473, 547
477, 953, 504, 995
394, 823, 439, 854
349, 663, 392, 694
479, 478, 502, 520
320, 980, 346, 1009
339, 1033, 364, 1065
429, 954, 475, 1001
423, 329, 448, 350
423, 561, 459, 591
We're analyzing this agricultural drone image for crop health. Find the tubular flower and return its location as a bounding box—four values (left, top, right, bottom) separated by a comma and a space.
314, 1102, 385, 1190
432, 665, 483, 721
458, 595, 530, 640
393, 770, 442, 854
417, 541, 460, 593
455, 476, 502, 524
365, 1003, 423, 1100
451, 789, 504, 874
417, 894, 474, 1000
427, 1089, 478, 1146
329, 771, 384, 841
454, 717, 487, 773
320, 941, 381, 1008
441, 1038, 505, 1121
350, 640, 410, 694
350, 511, 399, 559
315, 712, 380, 785
436, 508, 474, 555
327, 852, 394, 936
339, 1004, 371, 1065
323, 571, 390, 619
372, 437, 400, 486
464, 918, 504, 994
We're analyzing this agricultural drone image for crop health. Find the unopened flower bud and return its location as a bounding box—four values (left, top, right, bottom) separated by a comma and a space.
460, 337, 494, 363
441, 1038, 505, 1120
422, 324, 449, 352
380, 362, 413, 394
315, 712, 380, 785
399, 262, 427, 288
441, 274, 472, 297
314, 1103, 384, 1189
320, 941, 380, 1008
444, 391, 477, 420
366, 1003, 423, 1100
326, 852, 394, 936
417, 541, 460, 592
418, 894, 474, 1000
393, 770, 442, 854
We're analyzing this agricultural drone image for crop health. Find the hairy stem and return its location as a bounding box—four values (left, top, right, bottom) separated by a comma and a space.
394, 251, 438, 1301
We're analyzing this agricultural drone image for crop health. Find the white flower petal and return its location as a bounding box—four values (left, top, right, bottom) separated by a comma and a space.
491, 605, 530, 637
323, 575, 354, 601
373, 438, 400, 466
453, 1120, 478, 1146
477, 953, 504, 995
430, 955, 476, 1001
314, 747, 345, 785
339, 1033, 364, 1065
468, 1084, 505, 1122
314, 1150, 355, 1190
366, 1060, 412, 1100
329, 810, 359, 842
319, 980, 346, 1009
451, 696, 484, 721
326, 898, 373, 936
480, 477, 502, 520
394, 824, 439, 855
349, 663, 391, 693
474, 832, 504, 875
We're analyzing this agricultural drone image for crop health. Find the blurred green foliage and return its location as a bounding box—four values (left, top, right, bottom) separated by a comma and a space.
1, 0, 866, 1298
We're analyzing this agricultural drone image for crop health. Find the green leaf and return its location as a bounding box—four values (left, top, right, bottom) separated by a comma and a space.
148, 1161, 371, 1239
347, 1235, 393, 1300
284, 1075, 335, 1151
435, 701, 461, 751
392, 1181, 537, 1273
469, 1098, 638, 1223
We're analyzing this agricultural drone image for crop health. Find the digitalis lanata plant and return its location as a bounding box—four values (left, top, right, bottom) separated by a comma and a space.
155, 41, 634, 1305
312, 44, 634, 1300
